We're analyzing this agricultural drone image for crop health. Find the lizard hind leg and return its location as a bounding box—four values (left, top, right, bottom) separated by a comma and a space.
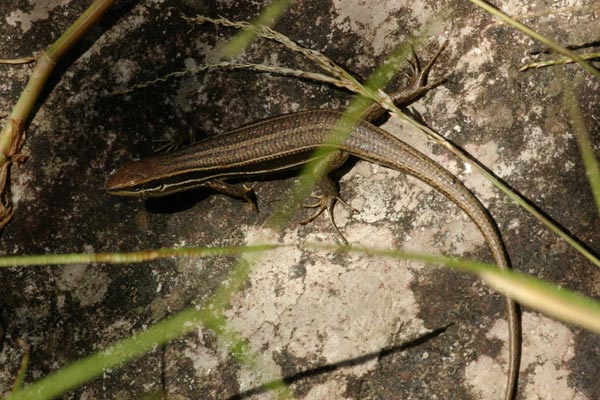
301, 191, 358, 245
361, 40, 448, 122
407, 39, 448, 89
299, 150, 357, 244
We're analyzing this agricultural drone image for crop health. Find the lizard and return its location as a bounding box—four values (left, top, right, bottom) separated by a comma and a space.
105, 47, 520, 400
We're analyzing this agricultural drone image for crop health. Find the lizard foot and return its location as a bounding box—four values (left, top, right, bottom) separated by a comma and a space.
301, 194, 358, 244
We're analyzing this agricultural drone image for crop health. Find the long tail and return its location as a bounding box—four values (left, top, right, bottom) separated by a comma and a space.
343, 119, 521, 400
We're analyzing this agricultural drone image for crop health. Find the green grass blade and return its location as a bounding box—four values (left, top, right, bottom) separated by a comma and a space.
5, 309, 202, 400
561, 76, 600, 215
468, 0, 600, 80
0, 244, 280, 268
520, 51, 600, 71
8, 243, 600, 400
481, 268, 600, 333
313, 243, 600, 333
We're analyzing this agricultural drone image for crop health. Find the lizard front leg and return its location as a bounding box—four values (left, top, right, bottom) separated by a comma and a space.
205, 179, 258, 211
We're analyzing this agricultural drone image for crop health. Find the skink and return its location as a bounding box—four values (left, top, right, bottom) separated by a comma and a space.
105, 50, 519, 399
106, 108, 519, 400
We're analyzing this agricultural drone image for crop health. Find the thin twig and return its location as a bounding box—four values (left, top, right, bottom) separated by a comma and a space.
0, 0, 117, 230
111, 62, 346, 95
520, 51, 600, 71
0, 57, 36, 65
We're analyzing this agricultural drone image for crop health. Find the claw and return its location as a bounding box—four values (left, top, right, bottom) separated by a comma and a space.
153, 127, 195, 154
303, 194, 325, 209
415, 39, 448, 88
327, 201, 349, 245
300, 205, 326, 225
408, 44, 421, 75
300, 194, 329, 224
381, 40, 449, 109
241, 184, 258, 211
334, 195, 359, 214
